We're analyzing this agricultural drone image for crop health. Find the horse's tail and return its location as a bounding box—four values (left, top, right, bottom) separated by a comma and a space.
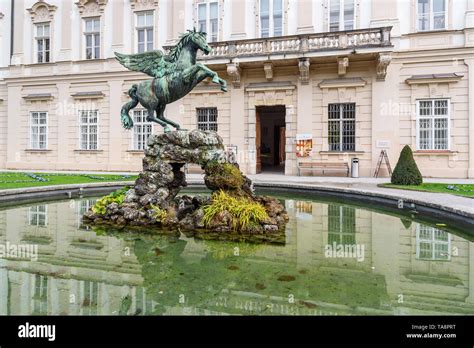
120, 84, 139, 130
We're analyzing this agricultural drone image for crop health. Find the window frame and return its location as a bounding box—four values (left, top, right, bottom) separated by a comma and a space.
77, 199, 97, 230
416, 0, 447, 32
29, 111, 48, 150
83, 17, 101, 60
135, 10, 155, 53
259, 0, 284, 38
132, 109, 153, 151
78, 109, 100, 151
196, 107, 218, 131
196, 1, 219, 42
416, 98, 450, 151
416, 224, 451, 261
35, 22, 51, 64
328, 0, 355, 32
327, 205, 356, 246
28, 205, 48, 227
327, 103, 356, 152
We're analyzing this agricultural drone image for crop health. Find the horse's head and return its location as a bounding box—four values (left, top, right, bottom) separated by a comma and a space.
188, 29, 212, 55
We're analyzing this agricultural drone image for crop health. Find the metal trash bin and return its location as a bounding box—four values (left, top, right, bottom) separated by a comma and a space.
351, 158, 359, 178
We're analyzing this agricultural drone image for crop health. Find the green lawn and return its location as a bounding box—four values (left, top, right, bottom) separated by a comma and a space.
379, 183, 474, 198
0, 172, 137, 190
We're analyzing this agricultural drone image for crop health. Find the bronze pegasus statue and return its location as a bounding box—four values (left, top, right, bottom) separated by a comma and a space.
115, 29, 227, 132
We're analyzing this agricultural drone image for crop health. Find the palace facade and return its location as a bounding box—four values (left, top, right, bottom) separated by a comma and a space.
0, 0, 473, 177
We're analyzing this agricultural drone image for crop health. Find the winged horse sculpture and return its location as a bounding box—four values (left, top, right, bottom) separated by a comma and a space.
115, 29, 227, 132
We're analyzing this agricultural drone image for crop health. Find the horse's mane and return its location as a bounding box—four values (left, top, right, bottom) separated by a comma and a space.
166, 31, 196, 62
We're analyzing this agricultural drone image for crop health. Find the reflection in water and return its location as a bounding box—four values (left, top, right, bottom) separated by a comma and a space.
0, 197, 473, 316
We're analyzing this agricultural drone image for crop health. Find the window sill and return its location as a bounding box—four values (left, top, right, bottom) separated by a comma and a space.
74, 149, 103, 153
25, 149, 52, 153
403, 29, 459, 36
413, 150, 457, 156
126, 150, 145, 153
319, 151, 365, 155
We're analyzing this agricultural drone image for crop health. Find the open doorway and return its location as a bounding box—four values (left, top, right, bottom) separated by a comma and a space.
256, 105, 286, 174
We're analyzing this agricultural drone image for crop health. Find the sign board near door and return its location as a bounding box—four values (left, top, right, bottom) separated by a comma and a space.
296, 133, 313, 157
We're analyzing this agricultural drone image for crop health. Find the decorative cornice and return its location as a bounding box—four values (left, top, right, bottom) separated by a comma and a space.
27, 1, 57, 23
245, 81, 296, 92
23, 93, 54, 101
71, 91, 105, 99
405, 73, 464, 85
75, 0, 108, 16
130, 0, 159, 11
318, 78, 366, 89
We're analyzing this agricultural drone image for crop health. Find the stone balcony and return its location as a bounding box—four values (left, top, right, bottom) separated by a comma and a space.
179, 26, 394, 85
197, 26, 392, 61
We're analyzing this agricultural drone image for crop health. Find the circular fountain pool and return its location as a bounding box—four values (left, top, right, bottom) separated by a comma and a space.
0, 194, 472, 316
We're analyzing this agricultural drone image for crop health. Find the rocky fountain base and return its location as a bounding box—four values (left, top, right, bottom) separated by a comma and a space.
83, 130, 288, 242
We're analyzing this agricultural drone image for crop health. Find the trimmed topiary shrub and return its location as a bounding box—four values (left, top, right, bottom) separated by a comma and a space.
391, 145, 423, 185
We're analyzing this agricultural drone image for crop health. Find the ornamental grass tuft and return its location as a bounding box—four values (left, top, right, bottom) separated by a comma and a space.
202, 190, 268, 231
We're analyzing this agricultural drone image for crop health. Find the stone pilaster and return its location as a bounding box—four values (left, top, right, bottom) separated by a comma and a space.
296, 0, 314, 34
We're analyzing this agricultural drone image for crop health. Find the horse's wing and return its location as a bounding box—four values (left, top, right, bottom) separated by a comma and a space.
115, 50, 166, 78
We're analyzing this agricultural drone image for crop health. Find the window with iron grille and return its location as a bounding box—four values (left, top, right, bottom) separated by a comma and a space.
132, 110, 153, 150
260, 0, 283, 38
417, 99, 449, 150
84, 17, 100, 59
30, 112, 48, 150
197, 1, 219, 42
328, 205, 356, 246
79, 110, 99, 150
35, 23, 50, 63
417, 0, 446, 31
196, 108, 218, 131
136, 11, 154, 53
28, 205, 48, 226
329, 0, 355, 32
416, 225, 451, 261
32, 274, 48, 315
328, 103, 355, 151
77, 199, 97, 230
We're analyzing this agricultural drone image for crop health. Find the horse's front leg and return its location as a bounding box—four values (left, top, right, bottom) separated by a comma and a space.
197, 64, 227, 92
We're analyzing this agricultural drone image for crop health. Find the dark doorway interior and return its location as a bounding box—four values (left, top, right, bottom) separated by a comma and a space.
257, 105, 286, 173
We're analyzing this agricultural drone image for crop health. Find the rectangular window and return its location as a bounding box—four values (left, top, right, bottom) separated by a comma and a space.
198, 1, 219, 42
84, 17, 100, 59
28, 205, 48, 226
35, 23, 50, 63
32, 274, 48, 315
132, 110, 153, 150
329, 0, 355, 32
417, 0, 446, 31
136, 11, 154, 53
328, 103, 355, 151
30, 112, 48, 150
79, 110, 99, 150
328, 205, 356, 246
196, 107, 218, 131
82, 281, 99, 315
417, 99, 449, 150
77, 199, 97, 230
416, 225, 451, 261
260, 0, 283, 37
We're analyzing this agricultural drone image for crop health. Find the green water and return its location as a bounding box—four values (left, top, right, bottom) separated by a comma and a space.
0, 196, 472, 315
